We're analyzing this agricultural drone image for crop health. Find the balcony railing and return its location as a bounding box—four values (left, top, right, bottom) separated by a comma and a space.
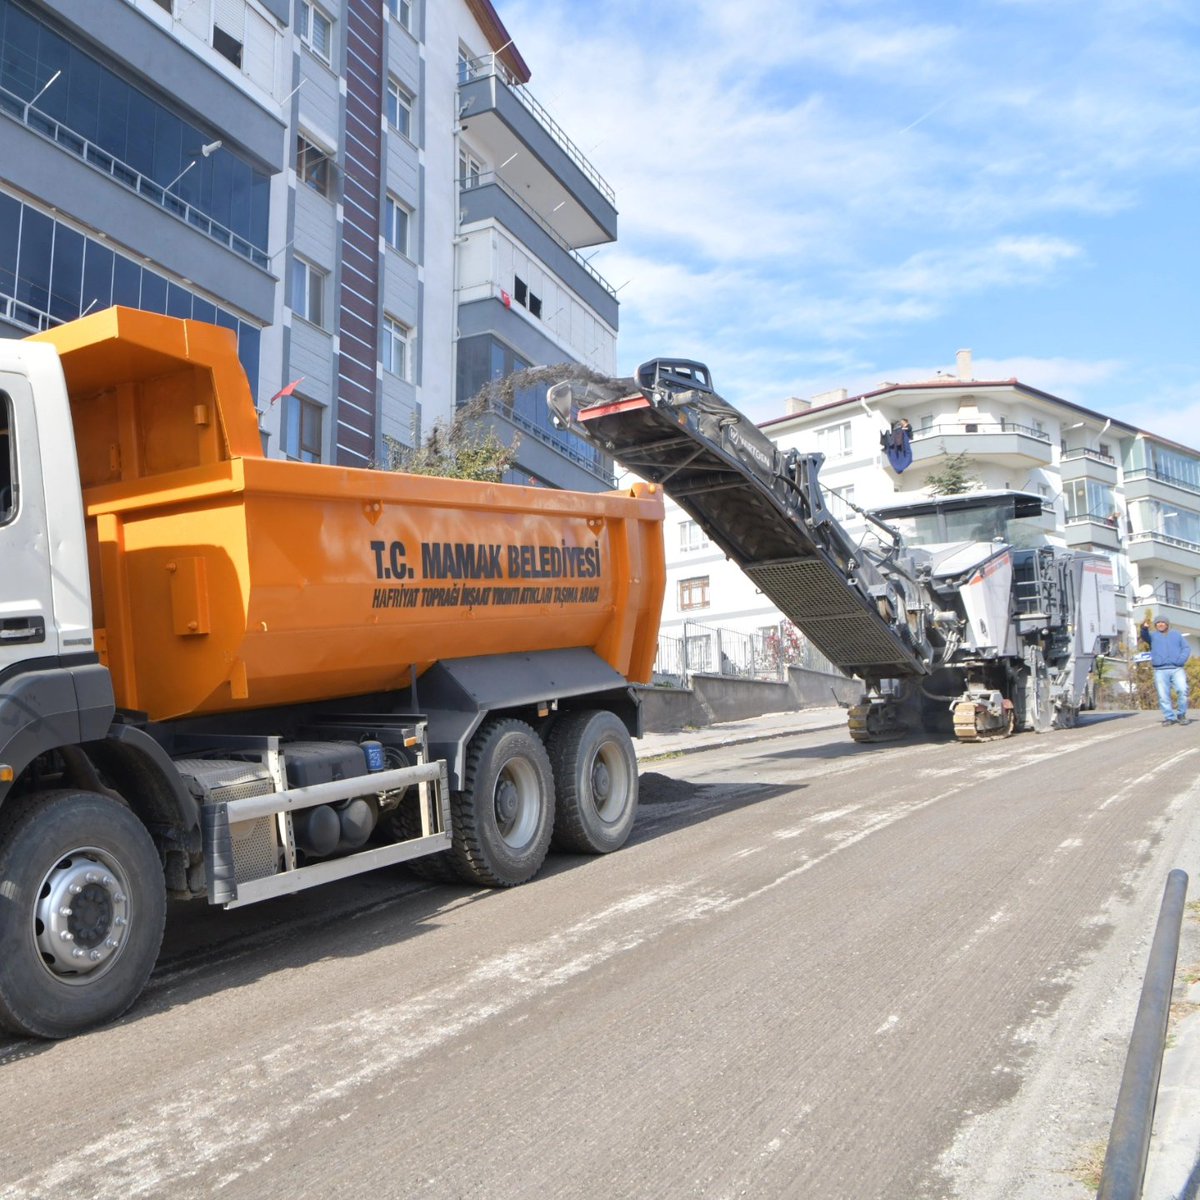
1066, 510, 1121, 529
460, 56, 615, 204
1144, 587, 1200, 615
1124, 467, 1200, 497
460, 171, 618, 299
0, 83, 269, 269
491, 402, 614, 485
1127, 530, 1200, 554
912, 419, 1051, 442
1062, 447, 1116, 465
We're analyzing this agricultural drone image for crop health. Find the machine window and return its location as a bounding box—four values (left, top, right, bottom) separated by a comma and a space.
0, 393, 14, 524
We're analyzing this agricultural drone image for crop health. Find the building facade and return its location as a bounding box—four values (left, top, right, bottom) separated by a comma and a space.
658, 351, 1200, 676
0, 0, 615, 490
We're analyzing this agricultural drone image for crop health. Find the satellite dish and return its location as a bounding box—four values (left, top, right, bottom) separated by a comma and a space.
1135, 584, 1156, 601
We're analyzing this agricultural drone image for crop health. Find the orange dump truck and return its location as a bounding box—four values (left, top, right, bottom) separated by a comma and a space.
0, 307, 665, 1037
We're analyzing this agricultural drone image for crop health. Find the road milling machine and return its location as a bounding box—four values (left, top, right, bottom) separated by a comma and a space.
549, 360, 1118, 743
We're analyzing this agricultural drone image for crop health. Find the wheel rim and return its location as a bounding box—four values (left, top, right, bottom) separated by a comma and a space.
493, 757, 542, 849
32, 847, 133, 985
588, 739, 633, 824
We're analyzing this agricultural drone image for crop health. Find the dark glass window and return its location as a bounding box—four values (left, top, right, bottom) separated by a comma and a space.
81, 241, 114, 314
112, 254, 141, 307
0, 392, 13, 524
48, 223, 83, 321
192, 297, 216, 325
140, 270, 167, 313
0, 191, 20, 295
15, 206, 52, 312
166, 282, 192, 319
236, 323, 260, 388
0, 0, 269, 252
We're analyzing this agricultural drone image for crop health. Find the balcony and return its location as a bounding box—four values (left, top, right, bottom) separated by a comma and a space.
910, 420, 1053, 470
1126, 531, 1200, 571
1060, 447, 1118, 487
1123, 467, 1200, 504
458, 58, 617, 248
459, 173, 619, 326
1063, 513, 1122, 551
0, 83, 270, 270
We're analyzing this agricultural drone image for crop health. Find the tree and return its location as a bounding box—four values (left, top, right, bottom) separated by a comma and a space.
386, 391, 517, 483
925, 450, 981, 496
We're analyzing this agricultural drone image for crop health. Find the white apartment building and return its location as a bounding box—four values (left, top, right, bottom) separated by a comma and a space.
659, 350, 1200, 676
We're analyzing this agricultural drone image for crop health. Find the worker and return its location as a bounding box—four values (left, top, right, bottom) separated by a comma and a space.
1139, 615, 1192, 726
880, 418, 913, 473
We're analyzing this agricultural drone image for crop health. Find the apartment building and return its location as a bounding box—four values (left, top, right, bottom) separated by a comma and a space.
0, 0, 616, 490
660, 350, 1200, 674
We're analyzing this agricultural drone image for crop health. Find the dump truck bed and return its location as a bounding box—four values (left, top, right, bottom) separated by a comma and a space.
31, 309, 666, 720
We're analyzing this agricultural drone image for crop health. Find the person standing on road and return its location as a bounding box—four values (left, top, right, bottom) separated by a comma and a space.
1140, 616, 1192, 725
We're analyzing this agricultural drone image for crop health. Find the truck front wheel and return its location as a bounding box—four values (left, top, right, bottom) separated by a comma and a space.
547, 710, 638, 854
0, 790, 166, 1039
450, 719, 554, 887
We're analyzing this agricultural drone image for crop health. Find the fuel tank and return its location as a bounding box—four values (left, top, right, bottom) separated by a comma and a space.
31, 309, 665, 721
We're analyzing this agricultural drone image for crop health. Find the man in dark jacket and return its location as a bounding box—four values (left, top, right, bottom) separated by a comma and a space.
1140, 616, 1192, 725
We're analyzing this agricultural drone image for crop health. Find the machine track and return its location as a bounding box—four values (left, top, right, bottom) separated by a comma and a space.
952, 701, 1016, 743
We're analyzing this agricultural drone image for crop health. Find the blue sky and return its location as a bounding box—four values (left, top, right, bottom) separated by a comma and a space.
500, 0, 1200, 443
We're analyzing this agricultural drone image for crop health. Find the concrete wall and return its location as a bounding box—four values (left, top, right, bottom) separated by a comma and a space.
637, 669, 860, 733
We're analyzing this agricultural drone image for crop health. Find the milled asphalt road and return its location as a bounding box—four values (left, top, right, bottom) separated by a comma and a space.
0, 708, 1197, 1199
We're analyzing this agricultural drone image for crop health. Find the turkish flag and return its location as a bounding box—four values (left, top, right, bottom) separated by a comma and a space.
268, 377, 305, 405
500, 289, 512, 308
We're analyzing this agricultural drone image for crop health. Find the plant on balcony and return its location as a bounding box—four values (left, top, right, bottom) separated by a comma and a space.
925, 451, 981, 496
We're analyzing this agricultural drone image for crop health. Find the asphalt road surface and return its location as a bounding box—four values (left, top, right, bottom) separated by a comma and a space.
1, 710, 1197, 1200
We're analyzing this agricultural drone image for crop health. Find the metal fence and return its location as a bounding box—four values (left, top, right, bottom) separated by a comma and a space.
652, 620, 839, 687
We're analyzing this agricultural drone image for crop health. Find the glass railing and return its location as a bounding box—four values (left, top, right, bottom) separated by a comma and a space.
459, 56, 615, 204
911, 420, 1051, 442
0, 83, 269, 269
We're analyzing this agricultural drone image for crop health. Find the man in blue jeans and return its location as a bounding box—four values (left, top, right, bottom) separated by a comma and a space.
1140, 616, 1192, 725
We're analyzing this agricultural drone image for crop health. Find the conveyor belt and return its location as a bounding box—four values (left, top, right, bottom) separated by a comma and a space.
554, 371, 929, 680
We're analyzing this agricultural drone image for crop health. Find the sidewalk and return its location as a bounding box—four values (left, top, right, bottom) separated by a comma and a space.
636, 705, 847, 761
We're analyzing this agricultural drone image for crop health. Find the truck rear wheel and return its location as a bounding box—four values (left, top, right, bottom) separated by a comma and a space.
0, 790, 166, 1039
449, 719, 554, 887
547, 710, 638, 854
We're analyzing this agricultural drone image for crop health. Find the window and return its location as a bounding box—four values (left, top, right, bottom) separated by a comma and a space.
826, 484, 855, 523
0, 394, 14, 525
385, 0, 411, 30
919, 414, 933, 431
528, 292, 542, 319
299, 1, 333, 63
458, 149, 483, 189
297, 135, 333, 197
289, 257, 325, 327
1063, 479, 1115, 524
457, 49, 477, 85
384, 195, 411, 255
386, 79, 413, 138
679, 520, 709, 552
383, 315, 411, 379
281, 394, 323, 463
816, 421, 852, 459
212, 26, 242, 67
1163, 581, 1182, 605
679, 576, 710, 611
513, 277, 527, 307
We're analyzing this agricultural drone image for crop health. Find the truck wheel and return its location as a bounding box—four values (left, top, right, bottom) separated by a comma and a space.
0, 790, 166, 1039
450, 719, 554, 887
380, 797, 461, 884
547, 710, 638, 854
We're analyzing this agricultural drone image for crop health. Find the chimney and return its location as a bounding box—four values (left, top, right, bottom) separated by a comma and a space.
810, 388, 847, 407
786, 396, 813, 415
956, 349, 973, 381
